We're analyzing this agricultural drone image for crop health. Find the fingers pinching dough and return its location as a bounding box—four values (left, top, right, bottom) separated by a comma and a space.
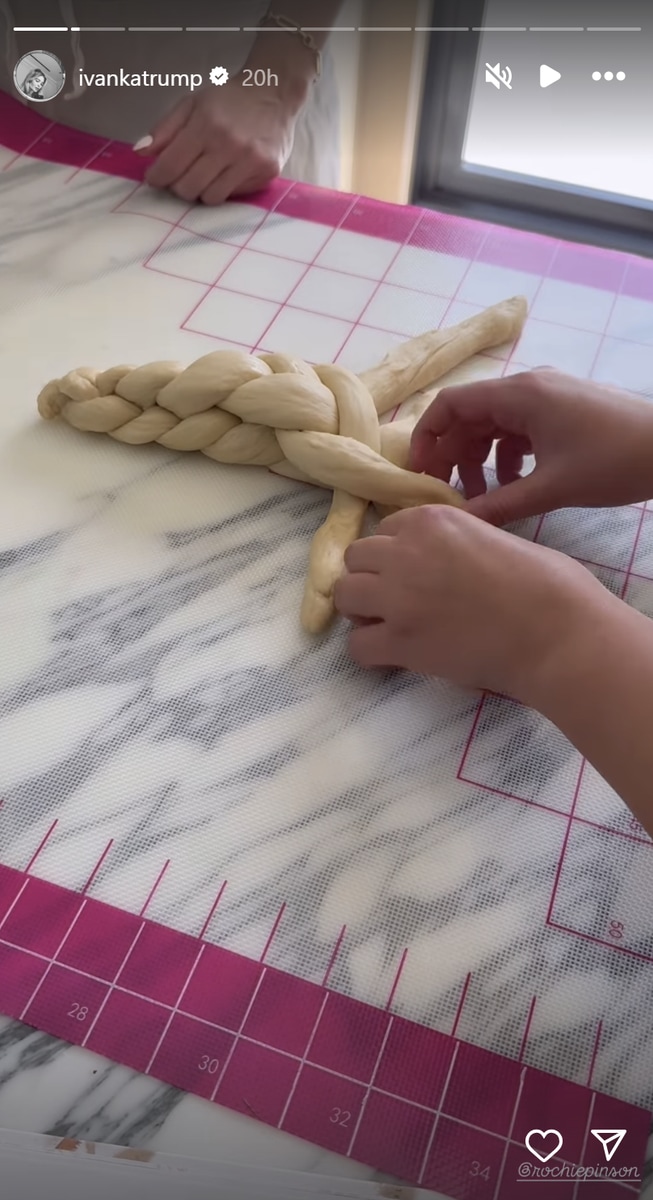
36, 296, 527, 632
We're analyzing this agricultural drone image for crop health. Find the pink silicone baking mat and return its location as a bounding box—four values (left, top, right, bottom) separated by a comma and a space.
2, 90, 653, 1199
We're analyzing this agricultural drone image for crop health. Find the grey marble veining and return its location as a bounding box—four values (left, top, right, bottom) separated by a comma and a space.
1, 146, 653, 1190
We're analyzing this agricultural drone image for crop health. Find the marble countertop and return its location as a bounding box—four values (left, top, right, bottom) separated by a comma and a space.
2, 132, 653, 1198
0, 160, 414, 1189
0, 1126, 442, 1200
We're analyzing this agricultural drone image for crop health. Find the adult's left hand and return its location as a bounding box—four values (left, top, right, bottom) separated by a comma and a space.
135, 78, 299, 204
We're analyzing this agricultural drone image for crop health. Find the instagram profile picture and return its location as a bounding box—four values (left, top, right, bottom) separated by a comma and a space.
13, 51, 65, 102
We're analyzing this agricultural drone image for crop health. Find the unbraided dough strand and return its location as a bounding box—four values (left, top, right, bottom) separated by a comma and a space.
37, 295, 527, 632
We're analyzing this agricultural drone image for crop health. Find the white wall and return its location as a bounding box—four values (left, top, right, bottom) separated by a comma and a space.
330, 0, 363, 191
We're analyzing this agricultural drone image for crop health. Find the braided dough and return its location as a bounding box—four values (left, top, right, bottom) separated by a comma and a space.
37, 295, 527, 632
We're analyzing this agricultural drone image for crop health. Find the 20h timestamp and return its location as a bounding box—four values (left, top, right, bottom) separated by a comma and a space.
243, 67, 279, 86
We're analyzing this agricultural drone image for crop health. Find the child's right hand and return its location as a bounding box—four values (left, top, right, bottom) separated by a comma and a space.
410, 368, 653, 526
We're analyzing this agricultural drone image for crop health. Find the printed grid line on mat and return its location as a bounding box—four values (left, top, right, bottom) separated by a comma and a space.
0, 860, 648, 1200
2, 90, 653, 1199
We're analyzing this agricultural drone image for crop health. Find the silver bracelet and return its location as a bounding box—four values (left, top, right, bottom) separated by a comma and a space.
259, 11, 322, 78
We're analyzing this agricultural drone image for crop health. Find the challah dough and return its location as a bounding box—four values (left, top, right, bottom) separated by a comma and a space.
37, 295, 527, 632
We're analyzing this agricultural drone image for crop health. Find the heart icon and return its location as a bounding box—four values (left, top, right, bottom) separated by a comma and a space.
525, 1129, 564, 1162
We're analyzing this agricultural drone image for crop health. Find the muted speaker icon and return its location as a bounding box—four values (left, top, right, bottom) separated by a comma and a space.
485, 62, 512, 89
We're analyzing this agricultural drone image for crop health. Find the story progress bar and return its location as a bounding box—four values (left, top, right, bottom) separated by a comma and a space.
11, 25, 645, 33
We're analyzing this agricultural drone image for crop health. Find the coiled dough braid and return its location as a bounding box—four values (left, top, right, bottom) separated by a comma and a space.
37, 296, 527, 632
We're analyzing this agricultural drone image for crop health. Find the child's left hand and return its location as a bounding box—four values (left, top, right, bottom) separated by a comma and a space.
334, 505, 611, 703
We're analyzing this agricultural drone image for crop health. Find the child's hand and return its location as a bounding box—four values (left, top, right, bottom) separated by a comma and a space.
410, 369, 653, 526
334, 504, 613, 702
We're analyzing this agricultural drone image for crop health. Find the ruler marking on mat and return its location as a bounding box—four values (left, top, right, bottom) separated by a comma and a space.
24, 820, 58, 873
417, 1041, 460, 1186
82, 840, 114, 894
321, 925, 346, 988
198, 880, 227, 940
277, 992, 330, 1130
548, 917, 653, 964
0, 878, 30, 934
384, 948, 408, 1011
546, 759, 587, 924
0, 930, 568, 1122
144, 944, 207, 1075
492, 1066, 527, 1200
259, 903, 286, 963
345, 1016, 395, 1156
0, 934, 171, 1011
139, 859, 170, 917
80, 923, 146, 1048
0, 862, 649, 1190
518, 995, 537, 1062
210, 969, 268, 1101
19, 900, 87, 1022
451, 971, 472, 1038
572, 1092, 597, 1200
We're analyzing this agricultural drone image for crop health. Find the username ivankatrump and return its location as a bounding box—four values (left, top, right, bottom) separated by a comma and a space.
77, 70, 203, 89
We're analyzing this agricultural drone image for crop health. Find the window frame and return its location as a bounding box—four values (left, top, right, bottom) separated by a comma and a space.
411, 0, 653, 256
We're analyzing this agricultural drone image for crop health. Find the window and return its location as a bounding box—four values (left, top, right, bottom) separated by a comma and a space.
412, 0, 653, 254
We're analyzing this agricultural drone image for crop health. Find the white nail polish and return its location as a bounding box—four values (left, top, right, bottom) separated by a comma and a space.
133, 135, 154, 152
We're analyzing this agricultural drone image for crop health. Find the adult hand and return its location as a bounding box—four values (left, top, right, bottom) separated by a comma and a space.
334, 504, 612, 701
135, 77, 300, 204
410, 369, 653, 526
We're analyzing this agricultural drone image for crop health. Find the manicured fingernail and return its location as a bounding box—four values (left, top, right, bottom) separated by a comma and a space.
133, 135, 154, 152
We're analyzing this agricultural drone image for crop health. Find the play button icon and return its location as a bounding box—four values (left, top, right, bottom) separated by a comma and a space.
540, 64, 561, 88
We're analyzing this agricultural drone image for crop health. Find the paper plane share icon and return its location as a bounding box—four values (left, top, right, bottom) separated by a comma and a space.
591, 1129, 627, 1161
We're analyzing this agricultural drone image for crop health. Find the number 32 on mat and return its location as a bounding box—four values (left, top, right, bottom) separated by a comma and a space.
330, 1108, 351, 1127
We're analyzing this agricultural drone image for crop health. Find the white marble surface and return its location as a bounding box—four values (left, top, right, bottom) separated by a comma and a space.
1, 146, 653, 1195
0, 1126, 443, 1200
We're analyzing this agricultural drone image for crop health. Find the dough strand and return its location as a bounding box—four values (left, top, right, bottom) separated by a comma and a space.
36, 295, 527, 632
